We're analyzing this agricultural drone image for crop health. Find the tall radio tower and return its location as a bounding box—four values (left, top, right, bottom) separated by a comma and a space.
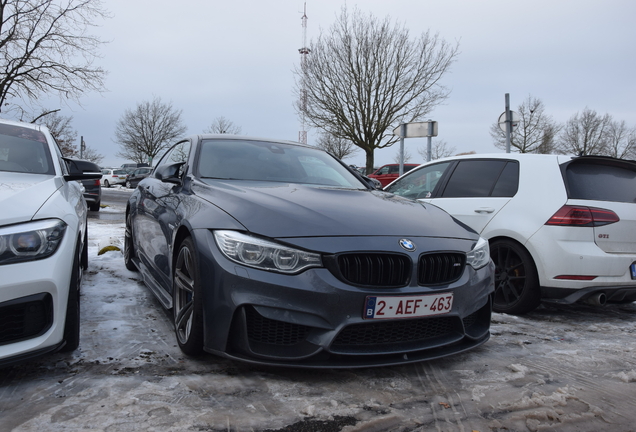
298, 3, 310, 144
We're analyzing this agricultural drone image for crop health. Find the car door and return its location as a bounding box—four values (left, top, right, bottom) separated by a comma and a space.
134, 140, 191, 290
419, 159, 519, 235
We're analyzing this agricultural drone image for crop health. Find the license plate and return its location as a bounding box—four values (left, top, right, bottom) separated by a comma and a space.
631, 263, 636, 280
364, 293, 453, 319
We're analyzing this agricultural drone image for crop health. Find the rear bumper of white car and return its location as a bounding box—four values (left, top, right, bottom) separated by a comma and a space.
0, 234, 75, 368
527, 226, 636, 303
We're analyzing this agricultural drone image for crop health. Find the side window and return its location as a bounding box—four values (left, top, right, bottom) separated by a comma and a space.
52, 138, 68, 175
491, 161, 519, 197
156, 140, 191, 177
385, 162, 452, 200
376, 166, 390, 175
388, 165, 400, 174
441, 160, 508, 198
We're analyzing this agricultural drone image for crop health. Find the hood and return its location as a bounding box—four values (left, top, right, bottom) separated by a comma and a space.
0, 173, 59, 224
195, 180, 476, 240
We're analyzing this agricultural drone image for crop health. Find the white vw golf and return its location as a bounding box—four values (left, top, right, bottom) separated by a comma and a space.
386, 153, 636, 314
0, 118, 100, 367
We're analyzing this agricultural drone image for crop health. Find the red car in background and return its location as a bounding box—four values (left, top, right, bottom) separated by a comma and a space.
368, 163, 419, 187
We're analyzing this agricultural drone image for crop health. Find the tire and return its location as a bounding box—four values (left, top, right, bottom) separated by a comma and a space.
61, 242, 81, 352
89, 201, 100, 212
104, 179, 110, 188
124, 213, 137, 271
491, 239, 541, 315
173, 237, 204, 355
126, 180, 132, 189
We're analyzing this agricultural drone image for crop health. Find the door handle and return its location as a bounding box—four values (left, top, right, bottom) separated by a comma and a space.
474, 207, 495, 214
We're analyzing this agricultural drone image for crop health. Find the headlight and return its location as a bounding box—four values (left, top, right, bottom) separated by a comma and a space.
214, 230, 322, 274
466, 237, 490, 270
0, 219, 67, 265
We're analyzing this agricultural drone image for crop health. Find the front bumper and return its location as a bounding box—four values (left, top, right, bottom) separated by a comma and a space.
193, 229, 495, 368
0, 234, 74, 367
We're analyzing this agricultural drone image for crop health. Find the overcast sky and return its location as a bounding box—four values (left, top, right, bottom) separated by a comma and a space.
45, 0, 636, 168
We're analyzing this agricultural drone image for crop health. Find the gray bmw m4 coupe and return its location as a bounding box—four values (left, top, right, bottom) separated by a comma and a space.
125, 135, 494, 368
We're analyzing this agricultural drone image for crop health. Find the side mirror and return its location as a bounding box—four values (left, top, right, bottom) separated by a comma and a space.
362, 175, 382, 190
63, 158, 102, 181
155, 162, 184, 184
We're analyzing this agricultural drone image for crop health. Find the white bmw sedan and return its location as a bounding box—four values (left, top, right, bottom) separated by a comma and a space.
0, 118, 100, 367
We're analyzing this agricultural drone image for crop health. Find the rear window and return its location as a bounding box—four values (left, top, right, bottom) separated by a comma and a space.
565, 161, 636, 203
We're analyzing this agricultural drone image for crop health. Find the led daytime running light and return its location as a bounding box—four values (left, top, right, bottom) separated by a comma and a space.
214, 230, 322, 274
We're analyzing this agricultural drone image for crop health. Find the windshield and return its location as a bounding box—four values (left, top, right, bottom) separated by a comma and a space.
0, 124, 54, 175
196, 139, 366, 188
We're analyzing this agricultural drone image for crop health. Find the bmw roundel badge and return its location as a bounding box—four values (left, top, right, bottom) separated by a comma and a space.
399, 238, 416, 252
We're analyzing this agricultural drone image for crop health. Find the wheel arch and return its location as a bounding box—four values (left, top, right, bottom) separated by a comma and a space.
172, 225, 194, 272
489, 235, 542, 314
487, 235, 539, 275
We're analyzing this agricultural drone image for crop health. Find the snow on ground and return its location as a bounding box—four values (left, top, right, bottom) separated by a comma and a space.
1, 211, 636, 431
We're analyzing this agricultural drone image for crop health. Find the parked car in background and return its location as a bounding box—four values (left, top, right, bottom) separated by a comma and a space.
121, 162, 150, 170
70, 159, 102, 211
125, 135, 494, 368
385, 153, 636, 314
368, 163, 419, 187
101, 168, 127, 187
125, 167, 152, 189
0, 118, 100, 367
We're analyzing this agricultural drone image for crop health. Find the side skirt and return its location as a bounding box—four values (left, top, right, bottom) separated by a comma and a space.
135, 257, 173, 309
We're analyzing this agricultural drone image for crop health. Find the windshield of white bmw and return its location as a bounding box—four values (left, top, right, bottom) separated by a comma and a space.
0, 124, 55, 175
196, 139, 366, 188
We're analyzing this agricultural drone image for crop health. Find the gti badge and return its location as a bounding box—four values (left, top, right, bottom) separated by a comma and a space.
399, 238, 416, 252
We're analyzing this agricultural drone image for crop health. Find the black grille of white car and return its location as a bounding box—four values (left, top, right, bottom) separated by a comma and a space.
336, 253, 411, 287
0, 293, 53, 346
418, 253, 466, 285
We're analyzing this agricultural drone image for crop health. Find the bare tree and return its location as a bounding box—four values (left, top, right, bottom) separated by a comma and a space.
606, 120, 636, 160
115, 97, 187, 165
293, 6, 459, 174
393, 147, 413, 163
81, 146, 103, 165
32, 108, 103, 163
204, 116, 242, 134
417, 139, 456, 161
0, 0, 108, 114
490, 96, 561, 153
34, 109, 77, 156
557, 108, 612, 156
534, 122, 561, 155
314, 131, 358, 160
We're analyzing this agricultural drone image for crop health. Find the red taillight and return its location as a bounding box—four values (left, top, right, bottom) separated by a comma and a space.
545, 205, 619, 227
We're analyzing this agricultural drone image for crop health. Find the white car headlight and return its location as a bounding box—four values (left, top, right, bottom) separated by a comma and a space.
466, 237, 490, 270
214, 230, 322, 274
0, 219, 67, 265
